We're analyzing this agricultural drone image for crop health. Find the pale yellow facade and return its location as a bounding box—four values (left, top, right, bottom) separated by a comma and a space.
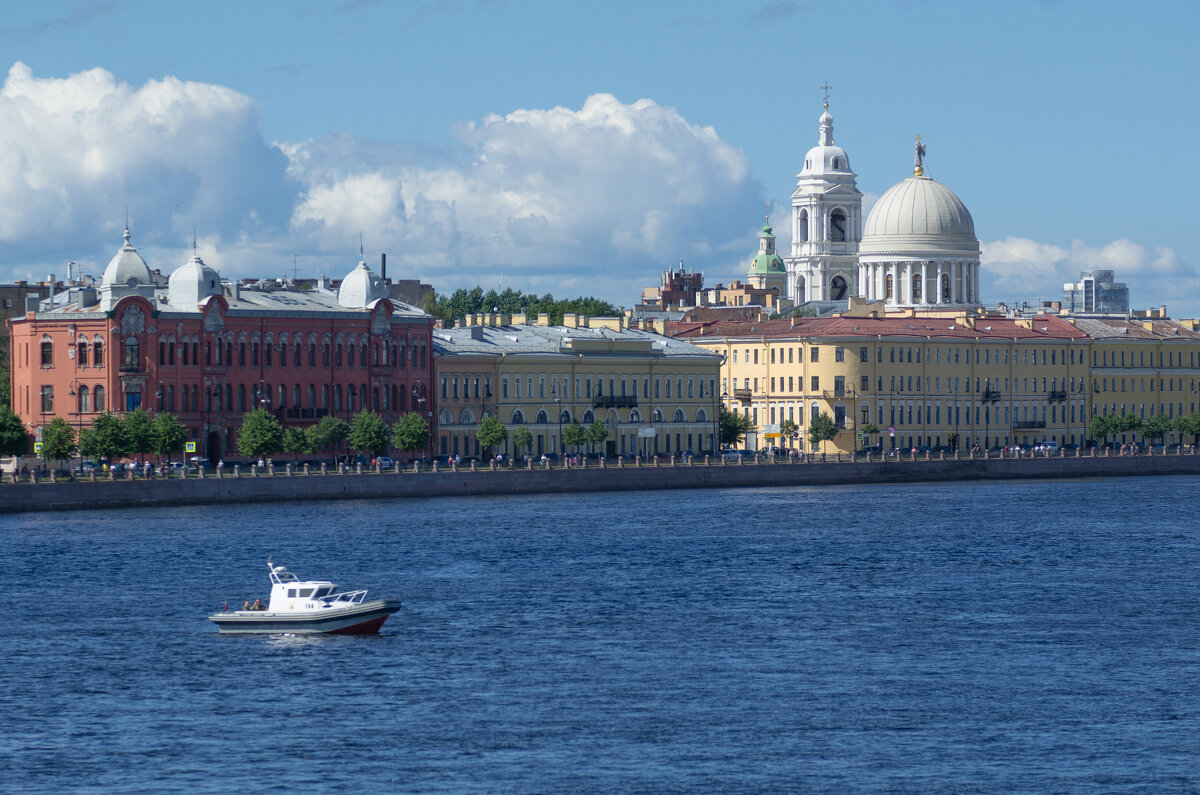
435, 313, 721, 459
675, 309, 1200, 453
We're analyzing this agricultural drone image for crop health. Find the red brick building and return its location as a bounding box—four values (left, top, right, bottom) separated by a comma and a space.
7, 229, 436, 461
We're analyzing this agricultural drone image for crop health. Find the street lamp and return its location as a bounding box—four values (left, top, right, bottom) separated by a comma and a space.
551, 380, 562, 457
412, 384, 428, 457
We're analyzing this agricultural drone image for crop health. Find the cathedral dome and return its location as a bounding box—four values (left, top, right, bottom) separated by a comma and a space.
338, 260, 389, 308
168, 253, 222, 309
860, 175, 979, 259
101, 227, 154, 288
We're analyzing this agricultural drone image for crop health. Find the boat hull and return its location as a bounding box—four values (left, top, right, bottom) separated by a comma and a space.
209, 598, 401, 634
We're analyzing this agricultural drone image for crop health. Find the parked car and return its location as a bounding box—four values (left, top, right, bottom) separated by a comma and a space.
374, 456, 394, 469
73, 460, 99, 474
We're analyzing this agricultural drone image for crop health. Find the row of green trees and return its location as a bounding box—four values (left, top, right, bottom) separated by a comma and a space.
236, 409, 432, 460
474, 415, 611, 458
420, 286, 621, 327
0, 407, 191, 468
717, 406, 841, 452
1088, 410, 1200, 445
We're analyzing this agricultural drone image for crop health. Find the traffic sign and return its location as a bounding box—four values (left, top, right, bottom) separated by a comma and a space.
34, 442, 43, 453
185, 441, 197, 453
888, 426, 895, 437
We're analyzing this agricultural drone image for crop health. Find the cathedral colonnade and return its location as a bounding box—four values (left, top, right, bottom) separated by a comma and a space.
859, 259, 981, 306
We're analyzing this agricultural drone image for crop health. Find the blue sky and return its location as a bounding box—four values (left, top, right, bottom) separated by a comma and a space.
1, 0, 1197, 314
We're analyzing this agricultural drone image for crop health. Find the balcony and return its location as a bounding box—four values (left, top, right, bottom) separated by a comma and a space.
593, 395, 638, 408
1013, 419, 1047, 429
1048, 389, 1067, 402
732, 388, 752, 402
821, 388, 856, 400
119, 362, 143, 373
982, 389, 1002, 402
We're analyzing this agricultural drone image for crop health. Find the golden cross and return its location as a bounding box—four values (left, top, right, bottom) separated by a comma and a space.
820, 82, 832, 108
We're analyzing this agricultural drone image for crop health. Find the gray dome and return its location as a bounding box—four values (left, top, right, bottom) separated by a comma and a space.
860, 176, 979, 258
338, 260, 388, 308
101, 227, 153, 288
168, 253, 222, 309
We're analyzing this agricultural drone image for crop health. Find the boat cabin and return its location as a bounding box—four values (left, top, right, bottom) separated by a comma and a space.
265, 564, 367, 612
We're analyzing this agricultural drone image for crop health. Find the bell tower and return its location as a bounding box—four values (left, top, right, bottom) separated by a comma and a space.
785, 88, 863, 304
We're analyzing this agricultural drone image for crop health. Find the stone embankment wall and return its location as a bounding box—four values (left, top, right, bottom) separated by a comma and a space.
3, 453, 1200, 514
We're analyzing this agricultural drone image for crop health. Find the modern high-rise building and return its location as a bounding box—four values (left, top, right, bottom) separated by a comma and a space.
1062, 270, 1130, 314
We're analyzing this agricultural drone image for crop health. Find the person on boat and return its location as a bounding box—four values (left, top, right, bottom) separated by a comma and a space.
252, 598, 266, 611
243, 600, 251, 611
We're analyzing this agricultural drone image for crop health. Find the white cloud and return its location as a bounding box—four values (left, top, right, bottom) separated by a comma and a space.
982, 235, 1199, 316
283, 93, 764, 300
0, 62, 292, 265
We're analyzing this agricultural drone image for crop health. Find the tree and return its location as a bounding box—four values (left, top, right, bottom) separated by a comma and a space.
1175, 411, 1200, 446
586, 419, 609, 454
392, 412, 431, 455
150, 414, 187, 463
283, 426, 312, 455
1115, 413, 1144, 439
512, 425, 533, 458
1087, 413, 1114, 445
808, 412, 839, 454
0, 363, 10, 409
1142, 413, 1174, 444
561, 420, 587, 453
719, 405, 754, 447
349, 410, 390, 456
306, 414, 349, 455
0, 406, 30, 456
121, 408, 154, 463
88, 412, 127, 461
237, 408, 284, 460
475, 415, 508, 457
41, 417, 77, 467
860, 423, 881, 449
779, 418, 799, 444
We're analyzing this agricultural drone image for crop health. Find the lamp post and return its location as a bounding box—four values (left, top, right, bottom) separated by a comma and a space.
413, 384, 428, 457
551, 380, 562, 457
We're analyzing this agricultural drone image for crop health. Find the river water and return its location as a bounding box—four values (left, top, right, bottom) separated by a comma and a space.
3, 476, 1200, 793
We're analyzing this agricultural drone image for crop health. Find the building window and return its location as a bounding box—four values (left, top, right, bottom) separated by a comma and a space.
95, 386, 106, 411
40, 340, 53, 367
835, 347, 845, 363
811, 376, 819, 391
859, 346, 869, 363
124, 338, 139, 370
40, 385, 53, 413
810, 346, 819, 363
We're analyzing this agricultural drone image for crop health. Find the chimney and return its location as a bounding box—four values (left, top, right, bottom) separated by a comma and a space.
380, 253, 387, 281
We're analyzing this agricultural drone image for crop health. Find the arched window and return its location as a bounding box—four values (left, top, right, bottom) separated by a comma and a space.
628, 409, 641, 422
941, 273, 951, 302
510, 410, 525, 424
94, 386, 106, 412
78, 385, 90, 413
293, 384, 301, 407
832, 157, 840, 169
799, 209, 809, 244
673, 409, 686, 423
583, 410, 594, 424
40, 337, 53, 367
695, 408, 707, 422
885, 274, 894, 300
77, 340, 88, 366
560, 409, 570, 423
459, 408, 475, 425
535, 410, 549, 424
441, 409, 454, 425
830, 209, 846, 242
308, 385, 316, 409
831, 275, 848, 300
795, 276, 806, 301
652, 409, 664, 422
912, 273, 923, 303
93, 340, 104, 367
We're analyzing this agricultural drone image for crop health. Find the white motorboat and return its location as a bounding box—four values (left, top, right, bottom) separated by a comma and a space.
210, 562, 401, 634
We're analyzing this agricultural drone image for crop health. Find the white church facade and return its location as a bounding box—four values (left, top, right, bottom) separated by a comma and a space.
762, 98, 982, 312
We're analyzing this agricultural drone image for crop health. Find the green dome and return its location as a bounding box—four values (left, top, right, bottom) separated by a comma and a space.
748, 251, 786, 275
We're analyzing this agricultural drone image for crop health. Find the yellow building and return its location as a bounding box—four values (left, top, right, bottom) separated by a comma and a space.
434, 313, 721, 459
671, 301, 1200, 454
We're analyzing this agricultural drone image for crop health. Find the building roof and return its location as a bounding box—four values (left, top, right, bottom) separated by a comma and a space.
433, 323, 721, 360
668, 314, 1091, 342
